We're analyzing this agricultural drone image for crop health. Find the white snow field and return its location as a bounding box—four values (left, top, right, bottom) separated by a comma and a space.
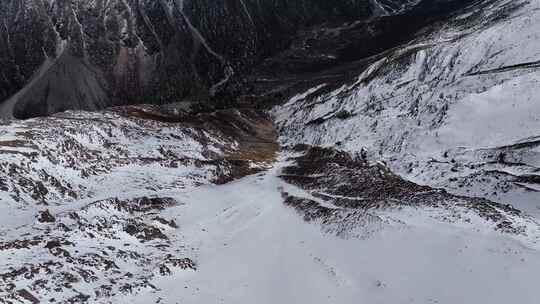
117, 158, 540, 304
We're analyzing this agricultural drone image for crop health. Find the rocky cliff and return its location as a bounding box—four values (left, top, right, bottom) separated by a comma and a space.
0, 0, 473, 118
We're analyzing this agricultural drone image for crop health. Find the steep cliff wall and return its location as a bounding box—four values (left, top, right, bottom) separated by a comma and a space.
0, 0, 471, 118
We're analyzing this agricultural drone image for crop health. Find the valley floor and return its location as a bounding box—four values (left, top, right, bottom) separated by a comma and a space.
121, 156, 540, 304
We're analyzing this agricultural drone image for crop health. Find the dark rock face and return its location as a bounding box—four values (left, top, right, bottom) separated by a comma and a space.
0, 0, 474, 118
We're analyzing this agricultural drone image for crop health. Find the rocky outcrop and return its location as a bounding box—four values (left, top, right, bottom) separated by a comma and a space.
280, 145, 534, 237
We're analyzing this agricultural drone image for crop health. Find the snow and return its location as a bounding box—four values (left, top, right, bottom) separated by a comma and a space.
2, 0, 540, 302
3, 140, 539, 302
435, 73, 540, 149
272, 0, 540, 218
274, 0, 540, 151
115, 157, 540, 304
0, 109, 229, 236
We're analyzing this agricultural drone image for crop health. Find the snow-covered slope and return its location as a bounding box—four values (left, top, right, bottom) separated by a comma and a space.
0, 105, 280, 302
119, 155, 540, 304
3, 142, 540, 303
1, 107, 540, 303
274, 0, 540, 217
2, 0, 540, 303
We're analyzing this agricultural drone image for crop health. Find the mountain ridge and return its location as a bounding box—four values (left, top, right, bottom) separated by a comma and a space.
1, 0, 475, 118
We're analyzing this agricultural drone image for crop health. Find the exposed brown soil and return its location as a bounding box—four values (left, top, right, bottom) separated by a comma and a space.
114, 105, 280, 184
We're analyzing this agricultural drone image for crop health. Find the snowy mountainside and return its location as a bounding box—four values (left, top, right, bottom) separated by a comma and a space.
279, 145, 540, 239
274, 0, 540, 217
0, 105, 280, 303
0, 105, 277, 226
2, 0, 540, 303
1, 107, 540, 303
0, 106, 277, 236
